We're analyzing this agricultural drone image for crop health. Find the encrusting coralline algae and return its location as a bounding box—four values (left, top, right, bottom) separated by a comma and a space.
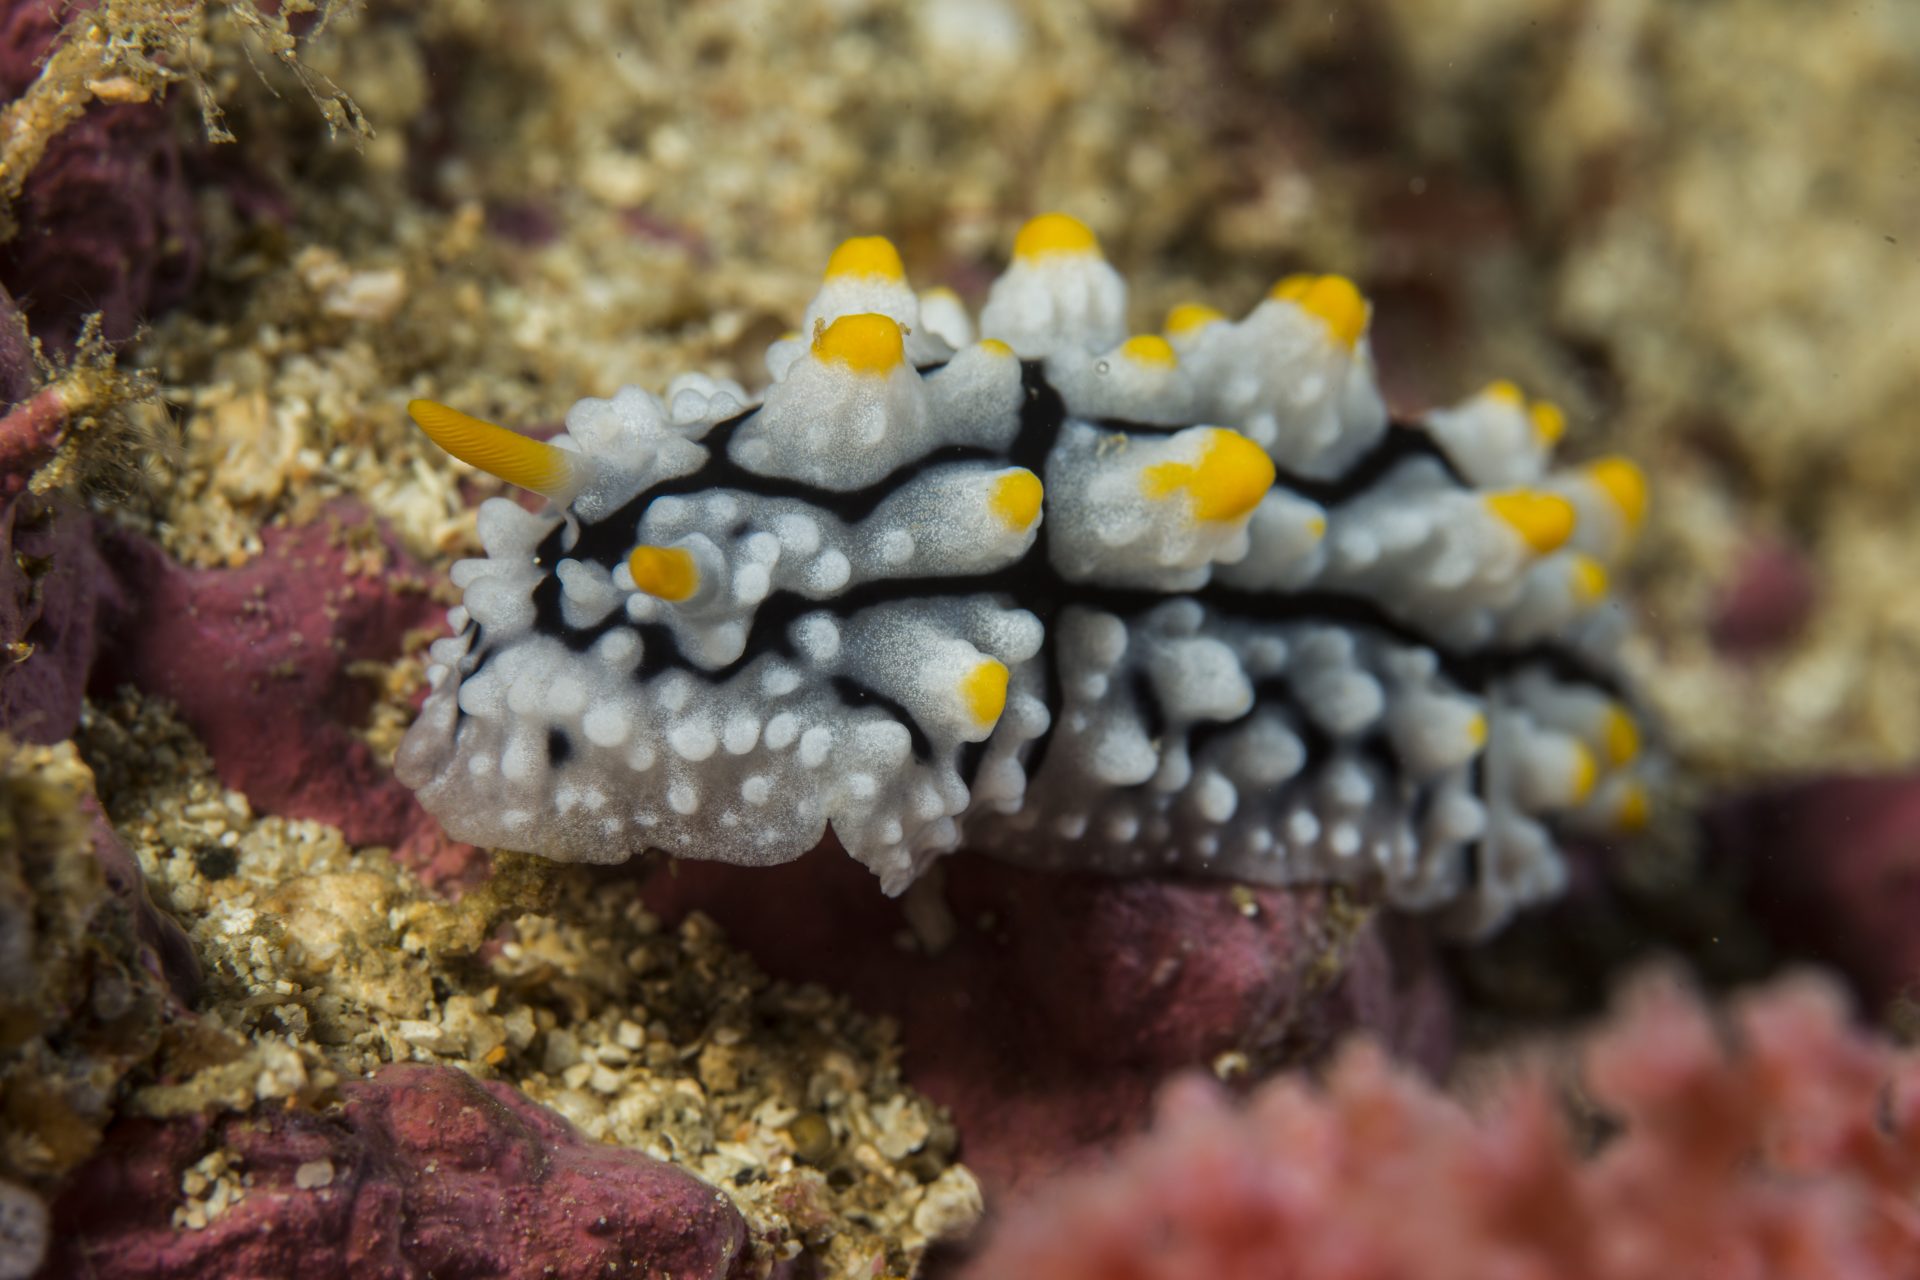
399, 215, 1656, 935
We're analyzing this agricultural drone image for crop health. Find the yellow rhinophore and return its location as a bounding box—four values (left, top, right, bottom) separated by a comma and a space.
1164, 302, 1226, 337
627, 545, 700, 602
989, 470, 1044, 531
825, 235, 906, 282
961, 658, 1010, 728
1119, 334, 1178, 368
1012, 212, 1101, 261
1587, 456, 1649, 528
1142, 429, 1276, 522
1486, 490, 1577, 554
1270, 273, 1369, 350
407, 399, 582, 499
1602, 704, 1640, 768
1569, 554, 1610, 605
813, 313, 906, 376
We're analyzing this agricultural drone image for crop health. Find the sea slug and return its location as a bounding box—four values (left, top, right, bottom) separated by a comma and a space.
395, 215, 1653, 933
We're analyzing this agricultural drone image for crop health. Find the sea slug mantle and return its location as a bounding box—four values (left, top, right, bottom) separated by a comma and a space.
396, 217, 1654, 935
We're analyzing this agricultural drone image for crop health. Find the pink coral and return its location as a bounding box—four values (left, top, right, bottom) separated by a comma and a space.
962, 971, 1920, 1280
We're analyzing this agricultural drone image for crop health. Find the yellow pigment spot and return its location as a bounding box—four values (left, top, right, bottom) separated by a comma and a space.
1587, 456, 1649, 527
407, 399, 578, 498
1306, 513, 1328, 539
627, 546, 700, 602
1569, 554, 1610, 604
1616, 781, 1651, 832
979, 338, 1015, 358
1165, 302, 1226, 336
1142, 429, 1276, 522
1602, 705, 1640, 768
825, 235, 906, 282
990, 469, 1044, 531
1484, 379, 1525, 407
923, 285, 960, 302
813, 313, 905, 375
961, 658, 1010, 727
1270, 274, 1370, 350
1013, 212, 1100, 261
1119, 334, 1178, 368
1467, 711, 1488, 749
1486, 490, 1577, 554
1529, 400, 1567, 446
1569, 742, 1598, 804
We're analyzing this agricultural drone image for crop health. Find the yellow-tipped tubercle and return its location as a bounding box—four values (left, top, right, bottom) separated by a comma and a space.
1119, 334, 1178, 368
1270, 274, 1370, 350
1483, 379, 1525, 408
813, 313, 905, 376
1529, 400, 1567, 446
1569, 554, 1610, 605
1467, 711, 1489, 749
1486, 490, 1577, 554
1483, 379, 1565, 446
627, 545, 700, 602
1142, 429, 1276, 523
1013, 213, 1100, 261
1569, 742, 1598, 804
825, 235, 906, 282
990, 470, 1044, 531
1602, 705, 1641, 768
1165, 302, 1226, 337
962, 658, 1010, 727
1588, 456, 1649, 528
407, 399, 581, 499
1616, 781, 1651, 832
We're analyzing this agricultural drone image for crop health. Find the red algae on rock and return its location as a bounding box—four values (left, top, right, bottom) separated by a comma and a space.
48, 1062, 752, 1280
1713, 777, 1920, 1011
643, 851, 1450, 1198
0, 0, 199, 349
962, 970, 1920, 1280
93, 500, 481, 887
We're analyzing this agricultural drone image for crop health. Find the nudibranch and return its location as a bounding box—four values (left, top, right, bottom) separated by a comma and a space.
396, 216, 1653, 934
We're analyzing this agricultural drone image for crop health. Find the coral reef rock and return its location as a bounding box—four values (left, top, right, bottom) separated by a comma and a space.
0, 738, 195, 1193
1714, 776, 1920, 1009
0, 0, 200, 349
95, 502, 477, 885
48, 1062, 752, 1280
644, 848, 1451, 1195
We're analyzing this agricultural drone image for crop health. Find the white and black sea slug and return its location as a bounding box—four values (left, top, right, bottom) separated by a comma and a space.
397, 215, 1654, 934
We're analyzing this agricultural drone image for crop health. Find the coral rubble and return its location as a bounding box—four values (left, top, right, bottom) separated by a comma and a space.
61, 691, 978, 1277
